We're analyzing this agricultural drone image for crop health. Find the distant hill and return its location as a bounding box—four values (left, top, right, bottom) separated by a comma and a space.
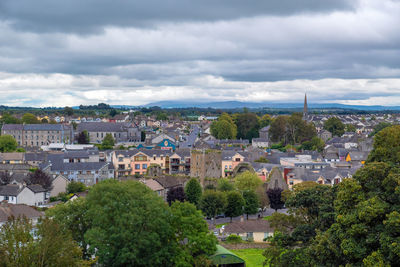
144, 100, 400, 111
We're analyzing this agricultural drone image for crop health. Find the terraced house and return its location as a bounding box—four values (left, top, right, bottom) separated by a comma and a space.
112, 149, 171, 177
1, 124, 73, 147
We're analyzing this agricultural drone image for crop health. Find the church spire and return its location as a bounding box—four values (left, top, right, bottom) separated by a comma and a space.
303, 93, 308, 119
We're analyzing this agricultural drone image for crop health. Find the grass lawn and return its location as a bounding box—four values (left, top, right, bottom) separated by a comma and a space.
232, 248, 266, 267
263, 215, 271, 221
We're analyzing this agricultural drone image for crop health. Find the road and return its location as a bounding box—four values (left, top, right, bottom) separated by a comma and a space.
179, 125, 200, 148
206, 208, 288, 226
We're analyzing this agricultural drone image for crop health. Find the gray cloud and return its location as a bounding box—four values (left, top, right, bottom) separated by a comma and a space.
0, 0, 355, 33
0, 0, 400, 106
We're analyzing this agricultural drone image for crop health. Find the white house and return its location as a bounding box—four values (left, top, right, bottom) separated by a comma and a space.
0, 184, 48, 206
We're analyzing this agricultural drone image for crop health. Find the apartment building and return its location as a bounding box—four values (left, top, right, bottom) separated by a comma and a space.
2, 124, 73, 147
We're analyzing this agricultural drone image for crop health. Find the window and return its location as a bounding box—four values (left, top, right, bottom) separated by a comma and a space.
142, 164, 147, 169
135, 164, 140, 170
246, 232, 253, 240
153, 156, 156, 160
118, 157, 123, 162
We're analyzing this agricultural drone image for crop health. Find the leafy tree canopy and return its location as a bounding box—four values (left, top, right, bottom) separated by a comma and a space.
0, 134, 18, 152
185, 178, 202, 207
234, 171, 262, 192
323, 117, 345, 137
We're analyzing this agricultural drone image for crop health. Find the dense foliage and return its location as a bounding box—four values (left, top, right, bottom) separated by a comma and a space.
0, 135, 18, 152
48, 180, 217, 266
323, 117, 345, 137
0, 217, 89, 266
264, 125, 400, 266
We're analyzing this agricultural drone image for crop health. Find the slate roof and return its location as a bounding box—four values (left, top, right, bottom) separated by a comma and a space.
141, 179, 164, 191
2, 124, 68, 131
24, 152, 47, 162
0, 203, 43, 223
27, 184, 47, 193
0, 153, 24, 161
48, 162, 109, 172
77, 122, 131, 132
224, 220, 273, 233
0, 184, 23, 196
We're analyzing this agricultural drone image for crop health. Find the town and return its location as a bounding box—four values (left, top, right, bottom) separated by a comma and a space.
1, 96, 399, 266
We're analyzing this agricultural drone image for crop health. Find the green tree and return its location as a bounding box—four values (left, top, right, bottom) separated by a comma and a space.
324, 117, 345, 137
109, 109, 118, 117
0, 216, 88, 266
0, 135, 18, 152
67, 181, 87, 194
369, 122, 391, 137
225, 191, 245, 222
210, 114, 237, 140
77, 131, 90, 144
259, 114, 272, 128
185, 178, 202, 207
345, 124, 356, 132
64, 106, 74, 116
269, 116, 288, 143
234, 112, 260, 141
217, 178, 234, 192
243, 190, 259, 220
22, 113, 40, 124
0, 112, 21, 124
84, 180, 178, 266
101, 133, 115, 149
302, 136, 325, 152
46, 198, 92, 259
200, 190, 227, 221
170, 201, 217, 266
234, 171, 262, 192
367, 125, 400, 164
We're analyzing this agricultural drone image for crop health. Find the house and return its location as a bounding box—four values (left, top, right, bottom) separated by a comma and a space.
221, 151, 249, 177
140, 179, 165, 199
0, 202, 43, 226
318, 130, 332, 142
50, 175, 70, 197
155, 175, 187, 201
251, 138, 269, 148
224, 219, 273, 242
0, 184, 48, 206
77, 122, 140, 144
40, 161, 114, 186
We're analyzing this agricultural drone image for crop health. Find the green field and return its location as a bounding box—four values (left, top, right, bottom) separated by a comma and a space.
232, 248, 266, 267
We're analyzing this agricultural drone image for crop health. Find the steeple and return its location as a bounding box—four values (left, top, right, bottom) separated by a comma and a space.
303, 93, 308, 120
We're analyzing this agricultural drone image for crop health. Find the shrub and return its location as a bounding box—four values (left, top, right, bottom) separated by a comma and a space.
226, 234, 242, 244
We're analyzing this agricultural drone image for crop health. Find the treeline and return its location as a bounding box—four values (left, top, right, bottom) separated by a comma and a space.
263, 125, 400, 266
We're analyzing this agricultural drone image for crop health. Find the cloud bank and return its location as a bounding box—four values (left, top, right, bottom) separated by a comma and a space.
0, 0, 399, 107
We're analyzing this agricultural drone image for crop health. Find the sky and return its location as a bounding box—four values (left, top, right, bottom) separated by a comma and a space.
0, 0, 400, 107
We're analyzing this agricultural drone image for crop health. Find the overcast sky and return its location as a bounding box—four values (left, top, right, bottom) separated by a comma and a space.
0, 0, 400, 107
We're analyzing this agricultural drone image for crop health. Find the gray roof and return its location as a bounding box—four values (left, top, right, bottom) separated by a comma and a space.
48, 162, 109, 172
0, 184, 22, 196
27, 184, 47, 193
24, 152, 47, 162
2, 124, 68, 131
0, 203, 43, 223
77, 122, 132, 132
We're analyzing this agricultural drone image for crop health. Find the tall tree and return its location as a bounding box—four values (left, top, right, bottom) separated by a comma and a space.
84, 180, 179, 266
234, 112, 260, 140
0, 135, 18, 152
225, 191, 245, 222
217, 178, 235, 192
64, 106, 74, 116
22, 113, 40, 124
243, 190, 259, 220
200, 190, 227, 222
101, 133, 115, 149
269, 116, 288, 143
323, 117, 345, 137
210, 113, 237, 140
234, 171, 262, 192
77, 130, 89, 144
167, 186, 186, 206
185, 178, 202, 207
170, 201, 217, 266
367, 125, 400, 164
28, 169, 52, 190
0, 217, 88, 266
47, 198, 92, 259
259, 114, 272, 128
267, 188, 285, 212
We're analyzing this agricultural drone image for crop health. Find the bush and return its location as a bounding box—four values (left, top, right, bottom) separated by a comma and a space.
226, 234, 242, 244
67, 181, 86, 194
